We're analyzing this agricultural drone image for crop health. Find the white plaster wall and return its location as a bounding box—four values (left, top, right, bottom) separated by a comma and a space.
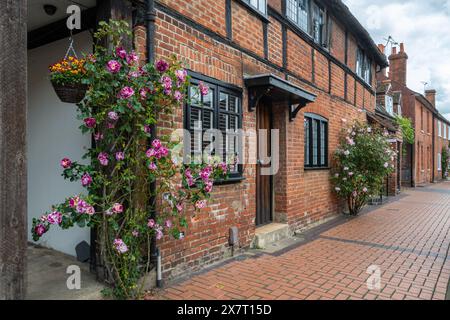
27, 32, 92, 256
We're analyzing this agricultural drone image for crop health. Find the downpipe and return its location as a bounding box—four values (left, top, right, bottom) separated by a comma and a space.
144, 0, 162, 288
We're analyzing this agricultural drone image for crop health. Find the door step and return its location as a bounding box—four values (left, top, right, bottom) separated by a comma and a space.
252, 223, 290, 249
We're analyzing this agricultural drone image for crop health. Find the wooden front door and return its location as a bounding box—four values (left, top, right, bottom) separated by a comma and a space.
256, 103, 273, 226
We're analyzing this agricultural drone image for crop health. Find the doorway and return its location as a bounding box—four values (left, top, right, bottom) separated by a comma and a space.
256, 102, 273, 226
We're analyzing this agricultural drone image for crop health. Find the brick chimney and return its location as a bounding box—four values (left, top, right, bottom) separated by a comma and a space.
388, 43, 408, 87
425, 89, 436, 108
377, 44, 388, 80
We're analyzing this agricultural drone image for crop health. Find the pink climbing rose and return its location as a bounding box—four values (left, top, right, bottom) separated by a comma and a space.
106, 60, 121, 73
115, 46, 127, 59
113, 239, 128, 254
84, 117, 96, 128
81, 173, 92, 187
98, 152, 109, 166
112, 203, 124, 214
47, 211, 62, 225
119, 86, 135, 99
60, 158, 72, 169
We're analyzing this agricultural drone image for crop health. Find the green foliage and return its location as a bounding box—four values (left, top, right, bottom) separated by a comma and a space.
395, 116, 415, 145
331, 121, 396, 215
442, 146, 449, 179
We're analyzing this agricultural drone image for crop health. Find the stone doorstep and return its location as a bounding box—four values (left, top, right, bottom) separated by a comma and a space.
252, 223, 291, 250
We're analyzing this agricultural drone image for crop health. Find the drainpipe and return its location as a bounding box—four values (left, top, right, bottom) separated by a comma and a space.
144, 0, 161, 287
432, 113, 436, 183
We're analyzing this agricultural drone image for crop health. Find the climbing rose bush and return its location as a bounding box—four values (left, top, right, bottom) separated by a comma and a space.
31, 20, 228, 299
331, 121, 395, 216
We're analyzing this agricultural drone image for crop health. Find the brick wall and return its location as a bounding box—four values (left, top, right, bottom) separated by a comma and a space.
139, 0, 382, 280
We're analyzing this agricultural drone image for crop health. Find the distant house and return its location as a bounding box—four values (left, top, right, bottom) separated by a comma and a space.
378, 43, 450, 187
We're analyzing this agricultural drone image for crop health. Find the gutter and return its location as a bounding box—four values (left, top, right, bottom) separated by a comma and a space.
144, 0, 161, 286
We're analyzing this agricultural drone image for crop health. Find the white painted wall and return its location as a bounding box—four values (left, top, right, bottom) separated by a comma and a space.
27, 32, 92, 256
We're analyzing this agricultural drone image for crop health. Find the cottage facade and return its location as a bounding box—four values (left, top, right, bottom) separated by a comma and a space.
133, 0, 388, 279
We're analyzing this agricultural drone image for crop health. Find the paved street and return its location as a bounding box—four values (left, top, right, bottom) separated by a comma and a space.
154, 182, 450, 300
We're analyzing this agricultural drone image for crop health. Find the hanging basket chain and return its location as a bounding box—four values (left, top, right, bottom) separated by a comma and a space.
64, 31, 79, 59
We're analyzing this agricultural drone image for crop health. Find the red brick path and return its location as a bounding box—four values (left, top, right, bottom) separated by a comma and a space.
153, 182, 450, 300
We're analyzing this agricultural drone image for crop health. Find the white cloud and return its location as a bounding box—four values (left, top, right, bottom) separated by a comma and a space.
343, 0, 450, 120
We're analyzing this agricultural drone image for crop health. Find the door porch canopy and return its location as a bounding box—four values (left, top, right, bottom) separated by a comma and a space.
244, 74, 316, 121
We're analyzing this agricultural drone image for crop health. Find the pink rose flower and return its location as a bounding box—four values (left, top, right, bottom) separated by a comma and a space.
205, 181, 213, 193
60, 158, 72, 169
152, 139, 162, 149
174, 90, 182, 101
146, 148, 157, 158
126, 52, 139, 65
175, 69, 187, 84
176, 203, 183, 212
115, 46, 127, 59
113, 239, 128, 254
148, 162, 157, 171
47, 211, 62, 225
98, 152, 109, 166
143, 125, 151, 134
147, 219, 156, 228
165, 220, 172, 229
119, 86, 135, 99
156, 229, 164, 240
156, 59, 169, 72
106, 60, 121, 73
69, 196, 80, 208
139, 88, 148, 99
35, 224, 47, 237
84, 117, 96, 128
112, 203, 123, 214
132, 230, 140, 237
85, 205, 95, 215
115, 152, 125, 161
81, 173, 92, 187
108, 111, 119, 121
198, 82, 209, 96
195, 200, 207, 209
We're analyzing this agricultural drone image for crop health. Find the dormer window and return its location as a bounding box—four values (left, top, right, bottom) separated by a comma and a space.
243, 0, 267, 15
385, 96, 394, 115
356, 48, 372, 85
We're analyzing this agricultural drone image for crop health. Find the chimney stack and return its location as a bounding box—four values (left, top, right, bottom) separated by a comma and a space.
377, 44, 388, 80
388, 43, 408, 87
425, 89, 436, 108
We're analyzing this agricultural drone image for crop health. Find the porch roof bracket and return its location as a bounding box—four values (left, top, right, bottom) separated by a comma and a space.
244, 74, 316, 117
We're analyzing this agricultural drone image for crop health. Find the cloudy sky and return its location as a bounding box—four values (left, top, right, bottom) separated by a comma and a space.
343, 0, 450, 119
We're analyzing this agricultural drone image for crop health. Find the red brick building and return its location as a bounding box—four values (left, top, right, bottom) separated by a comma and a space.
132, 0, 389, 279
382, 43, 450, 187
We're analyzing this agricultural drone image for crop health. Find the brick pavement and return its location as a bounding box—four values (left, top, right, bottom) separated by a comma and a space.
151, 182, 450, 300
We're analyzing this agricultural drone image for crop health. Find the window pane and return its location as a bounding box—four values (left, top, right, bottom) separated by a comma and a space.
202, 89, 214, 109
287, 0, 298, 23
190, 86, 201, 106
258, 0, 266, 14
312, 120, 318, 166
304, 118, 310, 166
219, 92, 228, 111
229, 95, 237, 113
299, 0, 309, 32
320, 122, 326, 165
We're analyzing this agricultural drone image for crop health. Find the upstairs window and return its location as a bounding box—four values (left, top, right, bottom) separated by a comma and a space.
438, 120, 442, 137
244, 0, 267, 15
356, 48, 372, 85
287, 0, 309, 33
444, 124, 447, 139
185, 77, 243, 178
312, 2, 325, 45
304, 113, 328, 168
385, 96, 394, 115
286, 0, 329, 47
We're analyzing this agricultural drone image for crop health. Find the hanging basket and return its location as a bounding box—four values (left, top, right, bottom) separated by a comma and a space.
51, 80, 87, 104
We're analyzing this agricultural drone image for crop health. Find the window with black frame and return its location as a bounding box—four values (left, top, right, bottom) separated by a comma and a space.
304, 113, 328, 168
287, 0, 310, 33
356, 48, 372, 85
286, 0, 328, 47
186, 77, 243, 179
243, 0, 267, 15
